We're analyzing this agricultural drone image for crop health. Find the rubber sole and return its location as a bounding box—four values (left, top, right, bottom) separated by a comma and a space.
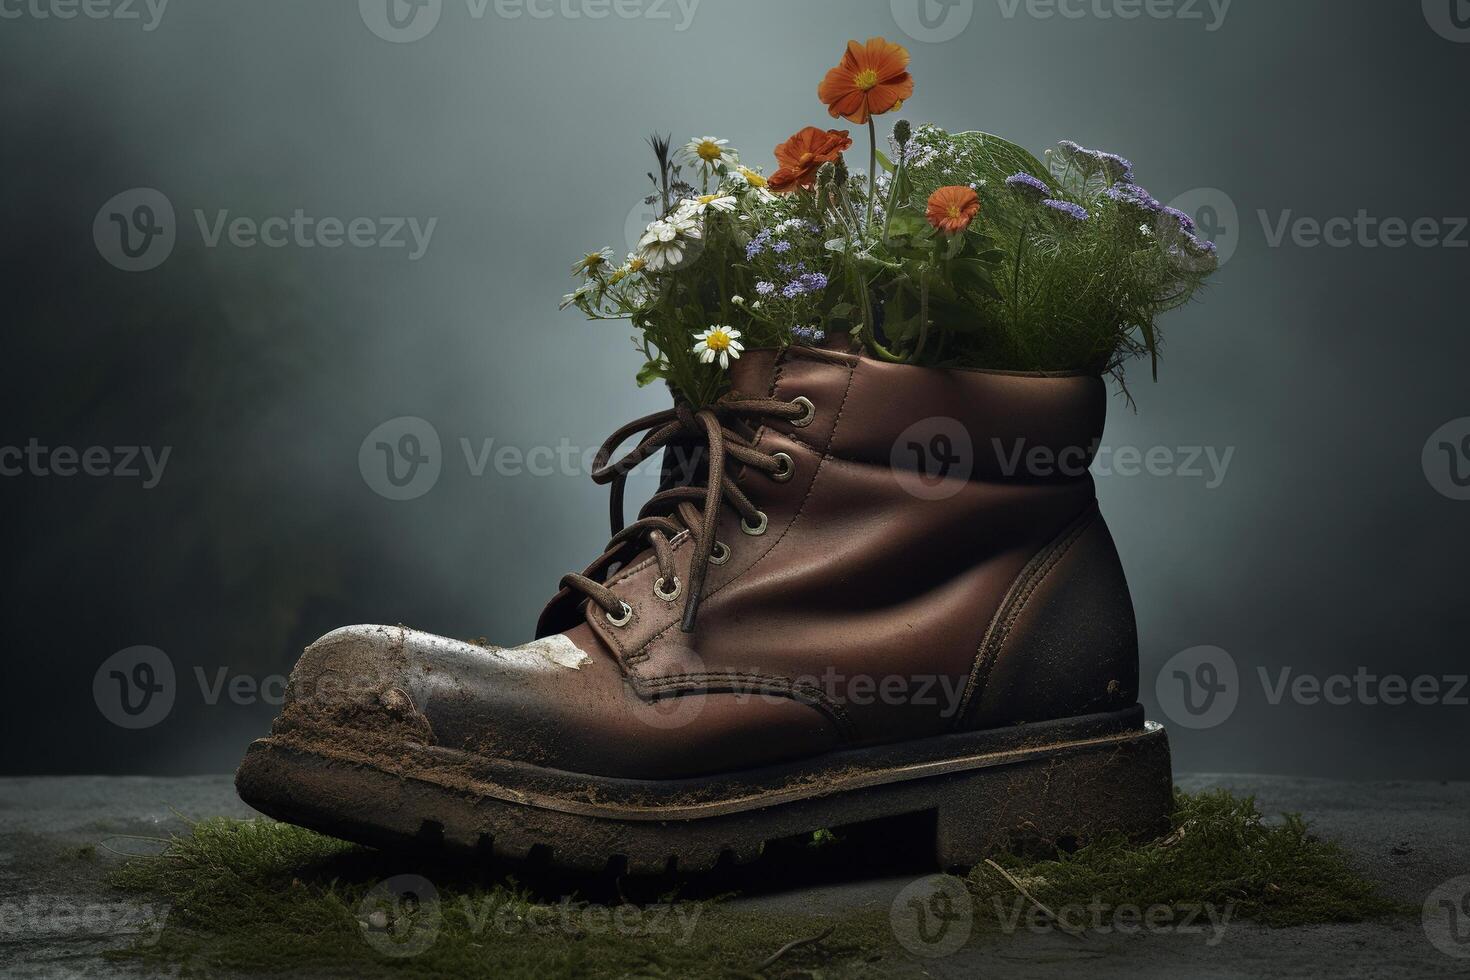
235, 707, 1173, 873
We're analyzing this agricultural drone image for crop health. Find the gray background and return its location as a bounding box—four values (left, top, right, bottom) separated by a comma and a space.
2, 0, 1467, 779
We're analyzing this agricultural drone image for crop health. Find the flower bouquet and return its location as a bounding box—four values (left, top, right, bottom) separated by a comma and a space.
562, 36, 1217, 405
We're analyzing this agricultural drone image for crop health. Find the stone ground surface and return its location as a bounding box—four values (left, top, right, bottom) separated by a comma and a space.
1, 774, 1467, 978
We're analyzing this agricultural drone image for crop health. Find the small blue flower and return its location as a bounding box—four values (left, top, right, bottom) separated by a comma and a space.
791, 325, 827, 344
1042, 199, 1089, 222
772, 239, 792, 254
1105, 183, 1162, 214
1093, 152, 1134, 184
745, 229, 772, 260
1161, 206, 1197, 234
755, 280, 776, 296
1006, 172, 1051, 202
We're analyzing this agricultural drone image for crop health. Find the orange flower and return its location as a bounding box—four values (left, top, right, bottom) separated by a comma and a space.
818, 37, 915, 125
768, 126, 854, 193
926, 186, 980, 235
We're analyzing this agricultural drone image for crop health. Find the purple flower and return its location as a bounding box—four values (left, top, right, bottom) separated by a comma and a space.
1055, 141, 1135, 183
755, 280, 776, 296
1161, 206, 1197, 234
1183, 234, 1217, 256
1042, 199, 1089, 222
1006, 172, 1051, 202
781, 272, 830, 299
1094, 152, 1134, 184
772, 239, 792, 254
791, 325, 826, 344
1105, 183, 1162, 214
745, 229, 772, 260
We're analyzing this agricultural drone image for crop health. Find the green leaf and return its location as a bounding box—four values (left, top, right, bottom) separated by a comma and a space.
635, 359, 667, 387
874, 148, 897, 174
884, 211, 930, 239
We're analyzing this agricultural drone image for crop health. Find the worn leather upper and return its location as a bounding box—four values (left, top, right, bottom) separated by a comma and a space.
276, 347, 1139, 778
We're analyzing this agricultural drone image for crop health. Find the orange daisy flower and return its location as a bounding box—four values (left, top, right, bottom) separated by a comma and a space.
817, 37, 915, 125
768, 127, 854, 193
926, 186, 981, 235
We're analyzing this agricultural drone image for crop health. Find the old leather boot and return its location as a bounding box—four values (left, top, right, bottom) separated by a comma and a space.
237, 346, 1172, 871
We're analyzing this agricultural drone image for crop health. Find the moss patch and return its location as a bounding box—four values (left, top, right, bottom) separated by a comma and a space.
104, 790, 1401, 978
969, 789, 1404, 933
105, 817, 891, 979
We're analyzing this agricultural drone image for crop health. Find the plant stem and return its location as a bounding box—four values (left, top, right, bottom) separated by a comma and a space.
853, 256, 901, 362
882, 148, 905, 245
866, 118, 877, 233
910, 271, 930, 364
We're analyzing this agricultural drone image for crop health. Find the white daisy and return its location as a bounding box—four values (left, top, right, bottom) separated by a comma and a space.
692, 326, 744, 369
570, 247, 612, 277
636, 213, 703, 272
729, 165, 777, 202
682, 136, 738, 170
677, 193, 738, 217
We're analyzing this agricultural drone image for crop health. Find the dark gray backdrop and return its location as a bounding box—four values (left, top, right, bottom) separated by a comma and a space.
3, 0, 1467, 779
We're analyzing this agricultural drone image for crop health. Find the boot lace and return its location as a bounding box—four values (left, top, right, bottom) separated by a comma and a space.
560, 394, 810, 633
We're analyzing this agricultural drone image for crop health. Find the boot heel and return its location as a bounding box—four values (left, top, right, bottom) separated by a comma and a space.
932, 722, 1173, 869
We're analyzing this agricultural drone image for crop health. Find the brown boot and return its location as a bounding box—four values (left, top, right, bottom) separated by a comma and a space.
236, 346, 1172, 871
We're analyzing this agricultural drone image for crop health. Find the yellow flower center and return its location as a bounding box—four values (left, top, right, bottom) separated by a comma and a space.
740, 168, 768, 188
946, 204, 963, 221
854, 68, 880, 91
705, 330, 731, 352
697, 140, 723, 162
627, 257, 645, 272
698, 194, 720, 205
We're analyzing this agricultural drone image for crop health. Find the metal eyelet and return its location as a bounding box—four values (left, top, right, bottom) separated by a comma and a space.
605, 602, 633, 627
789, 396, 816, 428
654, 576, 681, 602
741, 511, 769, 536
769, 452, 794, 483
709, 541, 732, 565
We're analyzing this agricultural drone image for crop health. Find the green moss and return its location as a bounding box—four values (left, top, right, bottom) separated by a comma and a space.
969, 788, 1404, 932
105, 817, 887, 978
103, 790, 1401, 977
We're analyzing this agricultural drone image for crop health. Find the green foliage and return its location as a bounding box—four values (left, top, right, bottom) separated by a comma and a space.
562, 124, 1217, 403
100, 791, 1397, 976
969, 788, 1403, 931
105, 817, 885, 979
